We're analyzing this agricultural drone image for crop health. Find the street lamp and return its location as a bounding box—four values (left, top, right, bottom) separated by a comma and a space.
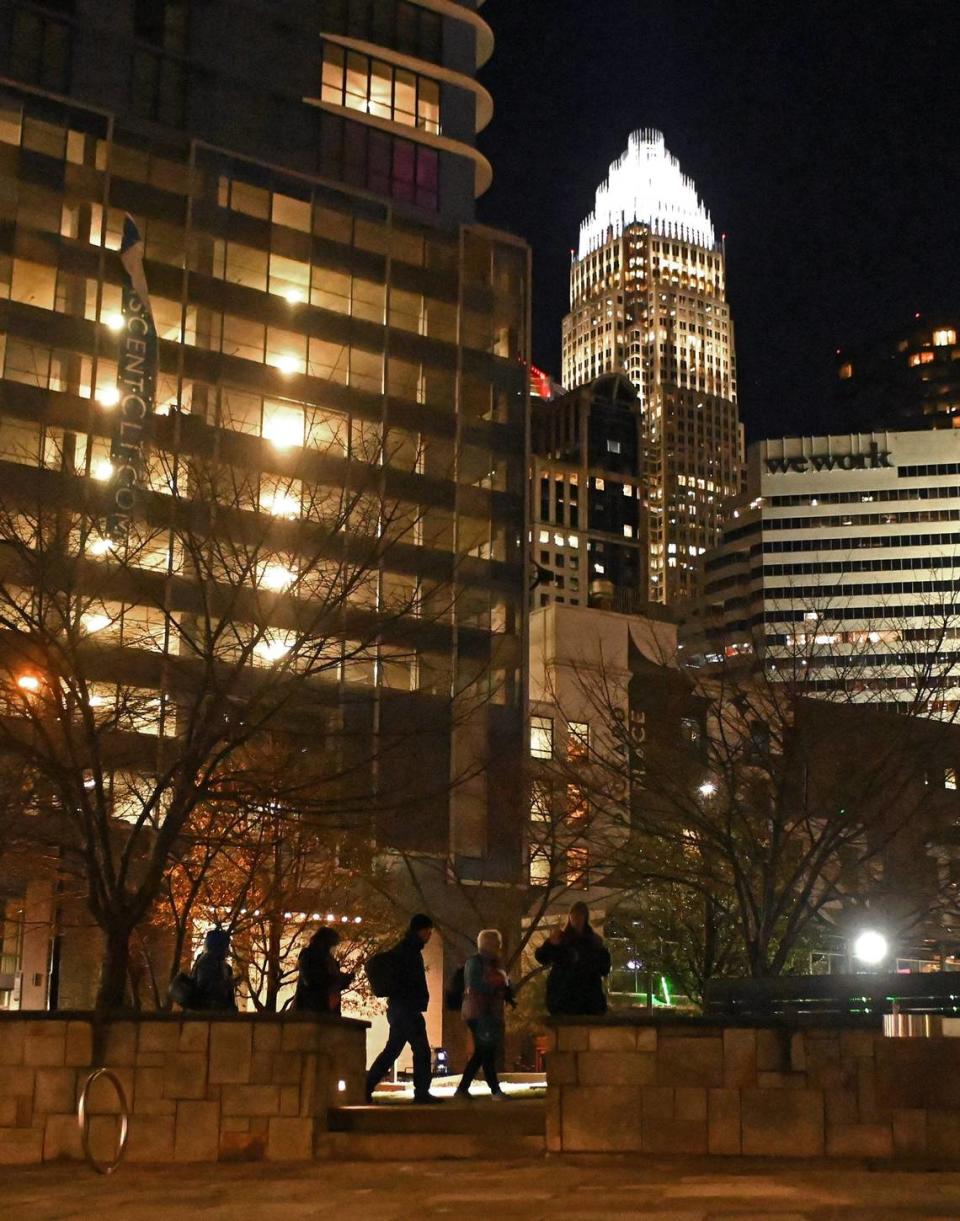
853, 930, 888, 966
698, 780, 717, 799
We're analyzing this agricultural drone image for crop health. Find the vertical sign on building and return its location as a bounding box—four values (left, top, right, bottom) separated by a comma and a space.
108, 214, 157, 540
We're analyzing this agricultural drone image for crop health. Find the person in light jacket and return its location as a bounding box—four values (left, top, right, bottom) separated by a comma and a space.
534, 900, 611, 1016
455, 928, 512, 1100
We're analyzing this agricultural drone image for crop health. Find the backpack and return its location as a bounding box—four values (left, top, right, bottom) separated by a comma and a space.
168, 970, 198, 1009
365, 948, 399, 998
444, 964, 465, 1011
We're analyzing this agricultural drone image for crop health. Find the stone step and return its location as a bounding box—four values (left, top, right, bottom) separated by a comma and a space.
317, 1131, 546, 1161
329, 1099, 545, 1137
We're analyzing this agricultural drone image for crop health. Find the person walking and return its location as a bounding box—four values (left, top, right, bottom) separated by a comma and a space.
295, 927, 354, 1014
191, 927, 238, 1011
455, 928, 512, 1100
365, 913, 442, 1104
534, 901, 611, 1016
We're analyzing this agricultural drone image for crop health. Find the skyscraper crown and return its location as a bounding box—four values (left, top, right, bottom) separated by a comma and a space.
578, 129, 715, 258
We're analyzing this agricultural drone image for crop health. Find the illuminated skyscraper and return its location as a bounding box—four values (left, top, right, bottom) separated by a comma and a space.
562, 129, 744, 603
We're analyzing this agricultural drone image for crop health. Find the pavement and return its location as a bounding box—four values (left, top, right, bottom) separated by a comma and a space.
6, 1157, 960, 1219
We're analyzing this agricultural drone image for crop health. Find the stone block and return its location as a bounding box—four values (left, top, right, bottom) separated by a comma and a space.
0, 1024, 24, 1066
64, 1023, 92, 1068
279, 1086, 300, 1116
540, 1028, 557, 1053
927, 1109, 960, 1160
825, 1085, 860, 1127
133, 1098, 176, 1117
162, 1053, 207, 1100
135, 1051, 165, 1068
708, 1087, 741, 1155
841, 1030, 877, 1061
139, 1023, 181, 1054
675, 1087, 707, 1122
34, 1068, 77, 1114
0, 1126, 43, 1164
556, 1026, 589, 1052
103, 1022, 137, 1067
280, 1024, 317, 1052
0, 1065, 34, 1096
722, 1028, 756, 1088
892, 1108, 927, 1157
857, 1059, 879, 1122
250, 1053, 273, 1085
23, 1024, 66, 1068
826, 1122, 893, 1159
587, 1026, 636, 1052
220, 1129, 266, 1161
221, 1085, 281, 1117
756, 1028, 785, 1073
271, 1052, 303, 1086
179, 1023, 209, 1053
790, 1032, 807, 1073
221, 1117, 250, 1132
641, 1088, 706, 1154
126, 1115, 175, 1163
742, 1087, 824, 1158
174, 1100, 220, 1162
545, 1086, 562, 1153
86, 1115, 126, 1166
577, 1051, 656, 1087
209, 1023, 253, 1085
267, 1116, 313, 1161
559, 1086, 642, 1152
43, 1113, 83, 1161
758, 1071, 807, 1089
545, 1052, 578, 1086
635, 1027, 657, 1053
657, 1035, 723, 1088
253, 1023, 281, 1053
134, 1066, 165, 1104
84, 1067, 134, 1115
0, 1098, 17, 1125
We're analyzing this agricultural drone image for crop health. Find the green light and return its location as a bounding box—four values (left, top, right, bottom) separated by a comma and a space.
661, 975, 672, 1006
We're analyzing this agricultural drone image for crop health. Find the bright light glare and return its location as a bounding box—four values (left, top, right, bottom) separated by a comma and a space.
92, 460, 114, 482
337, 1079, 347, 1092
284, 287, 305, 305
90, 538, 115, 557
853, 930, 888, 965
97, 386, 120, 407
16, 675, 40, 692
272, 353, 301, 376
264, 491, 300, 519
81, 613, 111, 634
260, 564, 295, 592
262, 411, 304, 449
103, 312, 124, 332
698, 780, 717, 799
255, 637, 291, 663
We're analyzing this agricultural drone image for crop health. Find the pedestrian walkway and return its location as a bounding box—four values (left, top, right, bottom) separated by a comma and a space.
6, 1156, 960, 1219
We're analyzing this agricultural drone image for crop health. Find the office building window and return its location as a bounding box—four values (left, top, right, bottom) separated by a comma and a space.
130, 49, 187, 126
567, 722, 589, 760
318, 113, 438, 211
320, 0, 442, 61
933, 328, 957, 348
321, 44, 440, 134
9, 8, 72, 92
530, 715, 553, 760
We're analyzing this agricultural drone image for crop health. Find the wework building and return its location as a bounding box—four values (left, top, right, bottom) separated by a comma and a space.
683, 430, 960, 713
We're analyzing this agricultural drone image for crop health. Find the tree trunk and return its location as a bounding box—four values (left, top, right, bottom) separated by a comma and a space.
96, 925, 132, 1011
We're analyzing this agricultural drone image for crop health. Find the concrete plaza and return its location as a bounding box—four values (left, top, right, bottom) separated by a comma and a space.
6, 1157, 960, 1219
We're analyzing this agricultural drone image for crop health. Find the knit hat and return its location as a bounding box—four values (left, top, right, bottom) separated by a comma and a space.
204, 927, 230, 954
409, 913, 434, 934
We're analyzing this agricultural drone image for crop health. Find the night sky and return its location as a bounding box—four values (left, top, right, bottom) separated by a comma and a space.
476, 1, 960, 441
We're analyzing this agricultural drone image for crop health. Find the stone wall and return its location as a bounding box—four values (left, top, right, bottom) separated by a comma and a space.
545, 1017, 960, 1162
0, 1012, 367, 1166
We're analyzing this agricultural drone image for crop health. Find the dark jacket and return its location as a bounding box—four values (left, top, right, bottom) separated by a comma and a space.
535, 928, 611, 1016
191, 950, 237, 1011
389, 931, 430, 1012
295, 943, 354, 1014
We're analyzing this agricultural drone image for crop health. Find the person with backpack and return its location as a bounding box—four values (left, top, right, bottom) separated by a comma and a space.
534, 900, 611, 1016
295, 927, 354, 1015
365, 913, 441, 1104
191, 927, 238, 1011
455, 928, 512, 1100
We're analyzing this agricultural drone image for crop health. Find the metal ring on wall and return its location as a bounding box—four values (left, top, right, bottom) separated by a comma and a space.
77, 1068, 130, 1175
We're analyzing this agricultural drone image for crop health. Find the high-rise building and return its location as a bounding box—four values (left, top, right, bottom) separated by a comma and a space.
0, 1, 530, 1021
531, 372, 647, 612
562, 129, 744, 604
684, 430, 960, 715
835, 315, 960, 432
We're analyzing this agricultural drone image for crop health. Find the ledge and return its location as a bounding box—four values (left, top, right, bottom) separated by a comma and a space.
548, 1010, 883, 1031
0, 1009, 370, 1028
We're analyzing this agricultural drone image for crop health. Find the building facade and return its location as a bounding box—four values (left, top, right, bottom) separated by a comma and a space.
685, 430, 960, 714
561, 129, 744, 605
835, 315, 960, 432
531, 372, 646, 612
0, 0, 530, 1029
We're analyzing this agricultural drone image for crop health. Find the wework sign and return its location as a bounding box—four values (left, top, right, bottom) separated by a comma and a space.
107, 283, 157, 537
765, 441, 892, 475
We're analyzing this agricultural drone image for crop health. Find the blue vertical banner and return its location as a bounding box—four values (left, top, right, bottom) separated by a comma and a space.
107, 214, 157, 540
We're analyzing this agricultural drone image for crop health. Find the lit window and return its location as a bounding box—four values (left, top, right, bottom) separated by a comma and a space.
623, 524, 634, 538
908, 351, 935, 367
529, 848, 550, 887
838, 362, 853, 379
539, 530, 550, 544
606, 439, 622, 454
594, 477, 605, 491
947, 768, 958, 791
566, 846, 589, 889
530, 782, 551, 821
530, 715, 553, 759
567, 722, 589, 760
933, 329, 957, 347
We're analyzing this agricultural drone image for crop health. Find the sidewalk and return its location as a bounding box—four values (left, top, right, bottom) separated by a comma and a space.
6, 1156, 960, 1219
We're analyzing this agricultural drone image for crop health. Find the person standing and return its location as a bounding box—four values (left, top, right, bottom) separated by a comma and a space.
534, 901, 611, 1016
365, 913, 441, 1104
455, 928, 511, 1100
295, 927, 355, 1014
191, 927, 238, 1011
